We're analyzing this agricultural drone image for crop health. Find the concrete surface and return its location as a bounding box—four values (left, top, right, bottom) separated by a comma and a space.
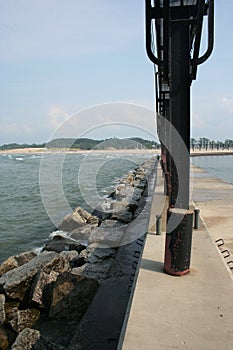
120, 165, 233, 350
191, 165, 233, 258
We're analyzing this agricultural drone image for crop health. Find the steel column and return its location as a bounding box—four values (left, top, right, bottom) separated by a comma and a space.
169, 20, 191, 210
163, 18, 193, 276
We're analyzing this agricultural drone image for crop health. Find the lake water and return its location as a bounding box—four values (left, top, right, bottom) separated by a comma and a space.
191, 155, 233, 185
1, 153, 232, 264
0, 152, 153, 263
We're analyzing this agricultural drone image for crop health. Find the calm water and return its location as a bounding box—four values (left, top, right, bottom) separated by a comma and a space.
0, 152, 152, 263
191, 155, 233, 184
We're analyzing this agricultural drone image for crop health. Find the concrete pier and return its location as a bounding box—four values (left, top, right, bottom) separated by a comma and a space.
120, 164, 233, 350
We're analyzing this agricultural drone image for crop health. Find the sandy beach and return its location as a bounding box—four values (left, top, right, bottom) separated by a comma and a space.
1, 147, 233, 156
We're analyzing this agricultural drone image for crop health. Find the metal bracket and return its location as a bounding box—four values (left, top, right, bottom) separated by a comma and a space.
197, 0, 214, 65
145, 0, 163, 66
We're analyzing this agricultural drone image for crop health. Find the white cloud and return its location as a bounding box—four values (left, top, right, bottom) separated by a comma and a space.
48, 106, 71, 130
46, 103, 157, 141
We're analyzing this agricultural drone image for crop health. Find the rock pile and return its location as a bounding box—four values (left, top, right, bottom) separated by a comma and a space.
0, 157, 157, 349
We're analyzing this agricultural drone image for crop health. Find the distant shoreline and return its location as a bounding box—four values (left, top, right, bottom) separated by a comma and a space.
0, 148, 157, 155
191, 150, 233, 156
0, 147, 233, 156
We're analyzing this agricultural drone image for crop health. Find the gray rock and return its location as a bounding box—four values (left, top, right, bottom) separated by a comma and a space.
58, 207, 99, 232
0, 251, 37, 276
99, 219, 125, 230
0, 251, 67, 301
11, 328, 65, 350
72, 257, 114, 282
11, 328, 40, 350
115, 186, 134, 201
9, 309, 41, 333
110, 199, 128, 213
132, 187, 144, 202
0, 257, 18, 277
111, 209, 133, 223
80, 243, 116, 264
59, 250, 79, 263
42, 240, 71, 253
30, 270, 59, 307
88, 225, 126, 247
49, 272, 99, 321
133, 178, 147, 189
14, 251, 38, 266
107, 200, 134, 223
0, 294, 5, 324
43, 239, 85, 254
70, 224, 97, 243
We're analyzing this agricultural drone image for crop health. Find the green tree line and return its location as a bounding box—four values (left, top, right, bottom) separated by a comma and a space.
190, 138, 233, 150
0, 143, 46, 150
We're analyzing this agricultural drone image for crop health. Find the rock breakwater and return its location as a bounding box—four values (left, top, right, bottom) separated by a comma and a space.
0, 156, 157, 349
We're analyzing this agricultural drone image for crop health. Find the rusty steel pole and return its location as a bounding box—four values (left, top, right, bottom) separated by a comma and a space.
163, 16, 193, 276
145, 0, 214, 276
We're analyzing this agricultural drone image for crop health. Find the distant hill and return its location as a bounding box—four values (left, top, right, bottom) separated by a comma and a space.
46, 137, 159, 150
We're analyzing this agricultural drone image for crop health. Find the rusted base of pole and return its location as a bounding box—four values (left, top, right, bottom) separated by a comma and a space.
164, 208, 193, 276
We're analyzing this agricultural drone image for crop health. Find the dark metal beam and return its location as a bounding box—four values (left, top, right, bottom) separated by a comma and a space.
169, 21, 191, 209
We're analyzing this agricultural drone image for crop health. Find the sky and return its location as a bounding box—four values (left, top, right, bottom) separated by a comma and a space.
0, 0, 232, 145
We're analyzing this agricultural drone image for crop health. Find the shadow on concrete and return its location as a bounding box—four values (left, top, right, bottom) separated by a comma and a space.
141, 258, 164, 274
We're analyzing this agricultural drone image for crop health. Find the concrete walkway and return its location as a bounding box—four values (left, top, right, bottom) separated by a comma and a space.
120, 165, 233, 350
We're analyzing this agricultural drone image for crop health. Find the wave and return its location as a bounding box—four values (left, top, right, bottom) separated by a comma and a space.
29, 155, 42, 159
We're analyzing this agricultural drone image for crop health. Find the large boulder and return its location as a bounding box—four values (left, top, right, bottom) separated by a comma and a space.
9, 309, 41, 333
110, 208, 133, 224
58, 207, 99, 232
72, 243, 116, 281
30, 270, 59, 307
0, 251, 38, 276
88, 225, 126, 247
0, 251, 67, 301
43, 238, 85, 254
79, 243, 116, 264
115, 186, 134, 202
49, 272, 99, 321
72, 258, 114, 282
69, 224, 97, 243
11, 328, 65, 350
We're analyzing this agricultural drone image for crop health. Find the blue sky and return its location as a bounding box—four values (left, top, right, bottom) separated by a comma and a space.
0, 0, 232, 144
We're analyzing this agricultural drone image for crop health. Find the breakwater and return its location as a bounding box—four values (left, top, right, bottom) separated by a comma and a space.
0, 156, 157, 349
0, 152, 154, 263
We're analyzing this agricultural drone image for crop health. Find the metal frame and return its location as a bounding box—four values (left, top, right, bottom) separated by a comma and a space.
145, 0, 214, 276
